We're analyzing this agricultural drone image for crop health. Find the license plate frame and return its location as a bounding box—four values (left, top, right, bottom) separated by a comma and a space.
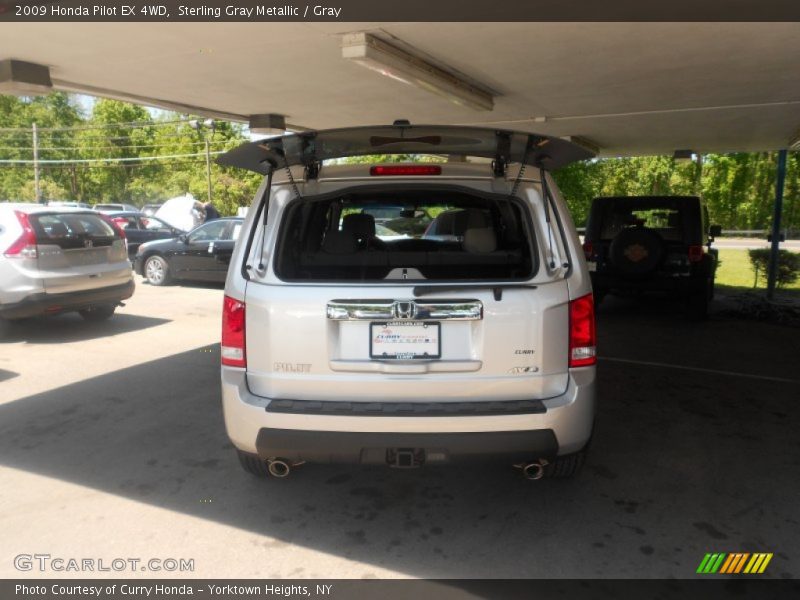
370, 321, 441, 360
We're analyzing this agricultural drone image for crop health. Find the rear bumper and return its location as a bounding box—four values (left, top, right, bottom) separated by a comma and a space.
253, 428, 558, 464
591, 271, 693, 294
0, 280, 134, 319
221, 366, 595, 463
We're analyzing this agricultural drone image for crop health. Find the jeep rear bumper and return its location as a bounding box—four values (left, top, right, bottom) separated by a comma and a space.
220, 366, 595, 463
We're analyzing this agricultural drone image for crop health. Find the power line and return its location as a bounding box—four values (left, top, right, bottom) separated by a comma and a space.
0, 118, 198, 133
0, 140, 234, 152
0, 151, 227, 165
0, 160, 212, 170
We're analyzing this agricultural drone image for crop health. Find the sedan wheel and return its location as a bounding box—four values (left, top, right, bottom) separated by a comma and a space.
144, 255, 171, 286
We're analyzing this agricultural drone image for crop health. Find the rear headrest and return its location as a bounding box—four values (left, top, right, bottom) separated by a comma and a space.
463, 227, 497, 254
47, 222, 69, 237
321, 230, 357, 254
432, 209, 489, 237
342, 213, 376, 241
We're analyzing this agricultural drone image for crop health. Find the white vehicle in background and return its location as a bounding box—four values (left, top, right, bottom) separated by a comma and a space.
0, 204, 134, 335
218, 124, 597, 481
155, 194, 206, 232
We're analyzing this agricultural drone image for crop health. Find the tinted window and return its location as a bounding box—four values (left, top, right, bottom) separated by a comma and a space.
31, 213, 117, 249
140, 216, 174, 232
596, 199, 689, 242
188, 220, 229, 242
274, 191, 534, 282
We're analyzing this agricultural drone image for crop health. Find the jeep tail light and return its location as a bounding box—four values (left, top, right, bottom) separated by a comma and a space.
569, 293, 596, 368
688, 245, 704, 263
222, 296, 246, 367
370, 165, 442, 176
582, 241, 593, 260
4, 211, 38, 259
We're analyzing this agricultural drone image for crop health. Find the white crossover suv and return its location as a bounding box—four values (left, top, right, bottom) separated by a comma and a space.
218, 124, 596, 480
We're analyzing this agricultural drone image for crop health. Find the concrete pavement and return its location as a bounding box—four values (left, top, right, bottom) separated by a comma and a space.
1, 280, 798, 579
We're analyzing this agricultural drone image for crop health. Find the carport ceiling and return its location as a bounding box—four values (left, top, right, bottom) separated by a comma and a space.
2, 22, 800, 156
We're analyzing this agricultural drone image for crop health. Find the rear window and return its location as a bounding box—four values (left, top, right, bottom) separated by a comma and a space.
30, 212, 118, 249
595, 198, 690, 242
274, 190, 535, 282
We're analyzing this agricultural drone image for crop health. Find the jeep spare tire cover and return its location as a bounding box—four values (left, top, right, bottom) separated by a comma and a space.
608, 227, 664, 276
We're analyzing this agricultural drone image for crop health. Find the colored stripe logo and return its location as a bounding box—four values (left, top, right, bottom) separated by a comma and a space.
697, 553, 773, 574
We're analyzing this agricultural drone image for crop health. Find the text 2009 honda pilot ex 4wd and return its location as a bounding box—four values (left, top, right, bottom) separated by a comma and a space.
217, 124, 597, 480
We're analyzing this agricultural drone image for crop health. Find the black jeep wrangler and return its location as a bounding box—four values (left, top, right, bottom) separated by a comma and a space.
582, 195, 721, 318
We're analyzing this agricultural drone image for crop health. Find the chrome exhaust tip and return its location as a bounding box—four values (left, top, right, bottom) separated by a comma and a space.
521, 459, 548, 480
267, 459, 291, 478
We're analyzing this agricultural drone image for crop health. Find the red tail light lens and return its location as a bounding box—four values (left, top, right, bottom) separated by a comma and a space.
688, 245, 704, 263
569, 293, 596, 368
221, 295, 246, 367
99, 214, 127, 239
370, 165, 442, 176
4, 211, 38, 259
582, 241, 593, 260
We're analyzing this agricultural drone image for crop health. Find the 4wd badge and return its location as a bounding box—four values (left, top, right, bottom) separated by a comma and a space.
623, 243, 648, 263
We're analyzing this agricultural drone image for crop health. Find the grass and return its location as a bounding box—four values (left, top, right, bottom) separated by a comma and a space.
715, 248, 800, 297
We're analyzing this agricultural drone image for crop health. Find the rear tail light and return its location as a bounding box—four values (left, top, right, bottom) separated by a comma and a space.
3, 211, 38, 259
569, 293, 596, 368
221, 295, 246, 367
99, 214, 127, 240
688, 245, 704, 263
370, 165, 442, 176
582, 241, 593, 260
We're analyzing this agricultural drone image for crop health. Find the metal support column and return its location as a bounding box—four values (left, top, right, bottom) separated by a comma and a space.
766, 149, 788, 300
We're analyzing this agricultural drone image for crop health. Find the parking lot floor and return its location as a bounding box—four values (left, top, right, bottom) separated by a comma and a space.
1, 279, 798, 579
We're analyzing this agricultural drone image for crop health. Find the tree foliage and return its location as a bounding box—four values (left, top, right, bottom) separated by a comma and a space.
0, 94, 797, 225
0, 94, 260, 216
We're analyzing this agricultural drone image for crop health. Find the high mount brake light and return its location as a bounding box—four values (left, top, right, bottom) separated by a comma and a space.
569, 293, 596, 368
222, 296, 246, 368
4, 211, 38, 259
370, 165, 442, 176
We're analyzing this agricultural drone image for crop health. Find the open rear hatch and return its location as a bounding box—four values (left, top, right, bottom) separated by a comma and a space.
217, 124, 594, 174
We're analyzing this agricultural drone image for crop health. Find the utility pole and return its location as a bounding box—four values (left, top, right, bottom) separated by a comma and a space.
32, 122, 42, 203
766, 149, 787, 300
190, 118, 215, 205
204, 135, 212, 205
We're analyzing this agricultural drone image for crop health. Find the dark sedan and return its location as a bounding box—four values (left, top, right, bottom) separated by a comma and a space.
134, 217, 243, 286
106, 211, 185, 259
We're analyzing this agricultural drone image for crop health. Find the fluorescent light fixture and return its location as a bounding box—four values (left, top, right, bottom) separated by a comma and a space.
561, 135, 600, 156
0, 59, 52, 96
789, 128, 800, 151
342, 33, 494, 112
249, 114, 287, 136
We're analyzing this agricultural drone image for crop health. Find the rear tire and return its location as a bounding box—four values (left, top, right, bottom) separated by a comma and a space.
237, 450, 270, 478
79, 304, 116, 321
144, 255, 171, 286
686, 282, 710, 320
0, 317, 11, 338
544, 448, 587, 479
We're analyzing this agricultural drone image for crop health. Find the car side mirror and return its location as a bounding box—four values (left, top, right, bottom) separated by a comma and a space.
179, 234, 188, 243
709, 225, 722, 238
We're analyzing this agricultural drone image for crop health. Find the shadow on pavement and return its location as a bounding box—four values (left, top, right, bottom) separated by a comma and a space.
0, 368, 19, 383
0, 313, 170, 344
0, 316, 798, 578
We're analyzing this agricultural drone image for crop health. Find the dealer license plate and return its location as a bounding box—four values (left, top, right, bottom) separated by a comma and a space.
370, 321, 441, 359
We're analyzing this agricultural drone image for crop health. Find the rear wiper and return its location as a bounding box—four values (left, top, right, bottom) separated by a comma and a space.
413, 284, 537, 301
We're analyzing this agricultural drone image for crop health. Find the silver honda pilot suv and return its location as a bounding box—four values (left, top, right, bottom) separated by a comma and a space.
218, 124, 596, 480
